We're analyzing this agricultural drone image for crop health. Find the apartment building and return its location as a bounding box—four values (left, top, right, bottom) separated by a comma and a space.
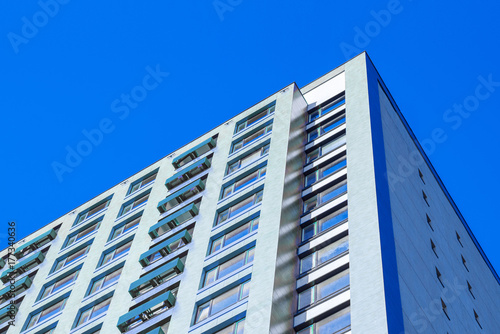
1, 52, 499, 334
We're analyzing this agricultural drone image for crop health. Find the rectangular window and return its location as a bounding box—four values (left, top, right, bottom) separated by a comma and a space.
436, 267, 444, 287
307, 114, 345, 142
303, 181, 347, 214
66, 221, 101, 248
304, 157, 346, 187
232, 125, 272, 153
144, 229, 193, 266
462, 255, 468, 271
54, 245, 91, 272
40, 270, 80, 300
302, 206, 347, 241
195, 281, 250, 324
216, 191, 263, 226
110, 215, 141, 241
298, 270, 349, 309
300, 237, 349, 274
88, 267, 123, 296
75, 297, 112, 328
215, 319, 245, 334
426, 214, 433, 230
209, 218, 259, 255
236, 105, 275, 134
441, 299, 449, 319
308, 95, 345, 122
297, 307, 350, 334
221, 166, 267, 199
203, 248, 255, 287
100, 241, 132, 267
226, 144, 270, 175
306, 135, 346, 164
26, 297, 68, 329
119, 193, 149, 217
128, 172, 157, 195
76, 199, 111, 225
467, 281, 474, 298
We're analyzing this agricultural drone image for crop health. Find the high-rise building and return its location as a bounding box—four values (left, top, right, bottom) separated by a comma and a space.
2, 53, 499, 334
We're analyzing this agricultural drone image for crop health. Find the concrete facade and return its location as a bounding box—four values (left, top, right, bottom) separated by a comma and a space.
1, 53, 498, 334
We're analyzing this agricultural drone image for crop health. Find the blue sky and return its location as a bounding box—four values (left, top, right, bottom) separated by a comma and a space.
1, 1, 500, 273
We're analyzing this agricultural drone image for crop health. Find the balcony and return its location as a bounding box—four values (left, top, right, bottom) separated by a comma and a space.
172, 137, 216, 169
149, 203, 198, 239
0, 304, 16, 325
0, 276, 32, 301
129, 258, 184, 298
165, 157, 211, 190
0, 251, 45, 283
157, 179, 205, 214
116, 290, 176, 333
14, 229, 57, 259
139, 230, 191, 267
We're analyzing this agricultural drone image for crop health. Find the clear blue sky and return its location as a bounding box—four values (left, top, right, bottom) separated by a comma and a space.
1, 1, 500, 273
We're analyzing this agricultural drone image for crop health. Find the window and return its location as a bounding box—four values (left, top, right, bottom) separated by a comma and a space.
236, 105, 275, 133
54, 245, 91, 272
195, 281, 250, 324
26, 297, 67, 329
66, 221, 101, 248
431, 239, 438, 257
436, 267, 444, 287
209, 218, 259, 255
232, 124, 272, 153
216, 191, 263, 225
298, 270, 349, 309
226, 144, 270, 175
215, 318, 245, 334
418, 169, 425, 183
422, 191, 429, 206
308, 95, 345, 122
307, 114, 345, 142
467, 281, 474, 298
75, 297, 112, 328
303, 181, 347, 214
462, 255, 468, 271
110, 215, 141, 241
100, 241, 132, 267
306, 135, 346, 164
456, 231, 463, 247
426, 214, 433, 231
76, 199, 111, 225
40, 270, 80, 300
474, 309, 482, 328
88, 267, 123, 296
304, 157, 346, 187
203, 248, 255, 287
129, 172, 157, 195
297, 306, 350, 334
143, 229, 193, 266
119, 192, 149, 217
441, 299, 449, 319
300, 237, 349, 274
302, 206, 347, 241
221, 166, 267, 199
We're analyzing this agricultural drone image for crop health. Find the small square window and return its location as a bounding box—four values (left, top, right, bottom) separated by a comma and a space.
441, 299, 449, 320
431, 239, 438, 258
426, 214, 433, 231
436, 267, 444, 287
474, 310, 482, 328
462, 255, 469, 271
422, 191, 429, 206
456, 232, 463, 247
418, 169, 425, 184
467, 281, 474, 299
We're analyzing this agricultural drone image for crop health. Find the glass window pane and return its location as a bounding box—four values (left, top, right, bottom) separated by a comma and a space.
234, 171, 258, 192
306, 149, 319, 164
90, 278, 104, 295
302, 224, 316, 241
298, 287, 313, 309
235, 319, 245, 334
229, 196, 254, 218
196, 302, 210, 323
77, 309, 92, 327
300, 254, 314, 273
305, 172, 317, 187
247, 110, 267, 126
103, 268, 122, 287
204, 268, 218, 287
245, 248, 255, 264
211, 237, 223, 254
250, 218, 259, 231
317, 272, 349, 301
317, 239, 349, 266
319, 208, 348, 232
91, 298, 111, 319
303, 196, 317, 213
211, 286, 240, 316
319, 182, 347, 204
316, 308, 351, 334
217, 253, 246, 280
240, 281, 250, 299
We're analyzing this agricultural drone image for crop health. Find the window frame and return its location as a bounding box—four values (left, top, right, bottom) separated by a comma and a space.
307, 113, 346, 143
302, 180, 347, 214
301, 206, 348, 242
24, 295, 69, 331
74, 197, 112, 226
304, 156, 346, 188
52, 242, 92, 273
64, 218, 102, 249
234, 104, 275, 134
226, 143, 270, 176
305, 134, 346, 165
87, 265, 124, 297
38, 267, 81, 301
128, 170, 158, 195
216, 190, 263, 226
221, 164, 267, 200
298, 270, 350, 310
118, 191, 150, 218
202, 247, 255, 287
231, 123, 273, 154
300, 236, 349, 274
98, 237, 134, 268
308, 94, 345, 123
109, 212, 142, 242
74, 295, 113, 329
209, 217, 259, 255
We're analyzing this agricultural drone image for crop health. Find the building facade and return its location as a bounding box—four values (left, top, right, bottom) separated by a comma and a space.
1, 53, 499, 334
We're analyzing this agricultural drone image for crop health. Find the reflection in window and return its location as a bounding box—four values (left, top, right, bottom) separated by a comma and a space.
303, 181, 347, 213
306, 135, 346, 164
307, 115, 345, 142
216, 191, 263, 225
298, 270, 349, 309
236, 105, 275, 133
75, 297, 112, 328
66, 222, 101, 248
300, 237, 349, 273
297, 307, 351, 334
100, 241, 132, 267
110, 216, 141, 241
54, 245, 91, 272
215, 319, 245, 334
203, 248, 255, 287
88, 267, 123, 296
195, 281, 250, 324
76, 199, 111, 225
304, 158, 346, 187
209, 218, 259, 254
40, 270, 80, 300
226, 144, 270, 175
26, 298, 68, 329
222, 166, 267, 199
129, 173, 157, 194
308, 95, 345, 122
302, 207, 347, 241
232, 125, 272, 153
119, 193, 149, 217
